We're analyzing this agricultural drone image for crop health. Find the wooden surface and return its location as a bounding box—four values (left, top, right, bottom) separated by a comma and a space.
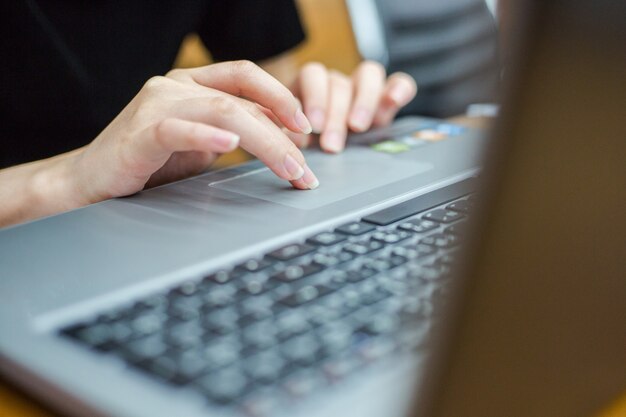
2, 1, 624, 416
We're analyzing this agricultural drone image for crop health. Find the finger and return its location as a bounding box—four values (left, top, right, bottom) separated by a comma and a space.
177, 60, 313, 135
320, 71, 353, 153
372, 72, 418, 127
170, 96, 319, 189
134, 118, 239, 166
298, 62, 329, 133
348, 61, 386, 132
283, 128, 312, 149
257, 104, 310, 149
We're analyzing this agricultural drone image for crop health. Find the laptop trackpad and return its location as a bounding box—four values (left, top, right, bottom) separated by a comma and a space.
210, 149, 433, 210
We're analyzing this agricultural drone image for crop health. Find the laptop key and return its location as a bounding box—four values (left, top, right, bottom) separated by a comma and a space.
244, 350, 285, 383
195, 366, 249, 404
334, 221, 375, 236
397, 218, 439, 234
446, 199, 473, 213
342, 240, 384, 256
271, 263, 323, 283
267, 243, 316, 261
422, 209, 464, 224
237, 258, 272, 273
307, 231, 347, 246
370, 230, 412, 244
420, 233, 460, 249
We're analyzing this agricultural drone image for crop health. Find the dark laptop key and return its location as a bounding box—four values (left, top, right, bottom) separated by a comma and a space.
267, 243, 316, 261
165, 321, 205, 349
122, 334, 168, 364
280, 334, 320, 366
311, 251, 355, 268
342, 240, 384, 256
275, 310, 310, 339
130, 313, 164, 337
204, 269, 241, 285
370, 230, 412, 244
171, 280, 201, 297
65, 322, 112, 350
195, 366, 249, 404
317, 322, 354, 354
242, 320, 278, 350
148, 349, 209, 385
397, 218, 439, 234
362, 179, 475, 226
236, 258, 272, 274
345, 267, 377, 283
203, 307, 240, 335
244, 350, 286, 383
202, 337, 241, 370
360, 314, 401, 336
422, 209, 464, 224
420, 233, 460, 249
279, 285, 321, 307
271, 263, 323, 283
335, 221, 376, 236
239, 295, 275, 321
202, 283, 237, 308
446, 199, 473, 213
307, 231, 347, 246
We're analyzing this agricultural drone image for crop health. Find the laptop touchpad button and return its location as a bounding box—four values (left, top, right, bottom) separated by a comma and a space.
209, 149, 432, 210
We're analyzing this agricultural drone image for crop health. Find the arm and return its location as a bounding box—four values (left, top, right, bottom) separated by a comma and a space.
0, 150, 85, 228
0, 61, 318, 229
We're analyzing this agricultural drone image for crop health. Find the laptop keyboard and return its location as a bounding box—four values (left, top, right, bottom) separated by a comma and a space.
61, 192, 474, 416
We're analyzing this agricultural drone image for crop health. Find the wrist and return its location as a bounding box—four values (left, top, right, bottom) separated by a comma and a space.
28, 149, 91, 216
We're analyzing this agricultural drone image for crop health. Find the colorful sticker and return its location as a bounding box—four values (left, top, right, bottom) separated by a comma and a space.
371, 140, 411, 154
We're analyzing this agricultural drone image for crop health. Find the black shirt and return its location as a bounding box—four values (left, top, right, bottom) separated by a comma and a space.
0, 1, 305, 168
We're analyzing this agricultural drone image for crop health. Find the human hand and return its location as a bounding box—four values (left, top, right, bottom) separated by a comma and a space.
291, 61, 417, 152
69, 61, 320, 206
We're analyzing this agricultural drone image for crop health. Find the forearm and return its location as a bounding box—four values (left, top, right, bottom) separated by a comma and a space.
0, 149, 87, 228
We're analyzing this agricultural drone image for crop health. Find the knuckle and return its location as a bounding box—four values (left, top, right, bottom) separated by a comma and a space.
142, 76, 170, 94
154, 118, 174, 144
231, 59, 259, 76
210, 95, 237, 115
165, 68, 185, 79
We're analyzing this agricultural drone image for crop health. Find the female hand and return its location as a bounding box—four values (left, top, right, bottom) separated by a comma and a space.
291, 60, 417, 152
71, 60, 320, 206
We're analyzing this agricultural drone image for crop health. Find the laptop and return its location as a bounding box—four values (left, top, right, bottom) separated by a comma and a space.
1, 1, 624, 416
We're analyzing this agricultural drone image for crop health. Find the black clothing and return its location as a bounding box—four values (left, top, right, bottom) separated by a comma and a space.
0, 1, 305, 168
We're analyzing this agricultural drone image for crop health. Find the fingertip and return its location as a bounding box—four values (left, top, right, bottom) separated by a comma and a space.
348, 107, 372, 132
211, 131, 240, 152
307, 108, 326, 133
320, 131, 345, 154
294, 108, 313, 134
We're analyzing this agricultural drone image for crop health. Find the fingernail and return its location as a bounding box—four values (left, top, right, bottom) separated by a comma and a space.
301, 164, 319, 190
350, 107, 371, 131
322, 131, 345, 153
212, 132, 240, 151
295, 108, 313, 134
389, 85, 408, 105
308, 108, 325, 133
283, 154, 305, 180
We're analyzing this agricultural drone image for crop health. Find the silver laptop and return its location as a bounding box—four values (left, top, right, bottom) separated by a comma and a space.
1, 1, 625, 416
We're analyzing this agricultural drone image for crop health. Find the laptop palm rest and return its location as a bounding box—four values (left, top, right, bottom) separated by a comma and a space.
209, 148, 433, 210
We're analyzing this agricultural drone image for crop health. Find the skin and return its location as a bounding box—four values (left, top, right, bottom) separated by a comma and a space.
0, 60, 416, 228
